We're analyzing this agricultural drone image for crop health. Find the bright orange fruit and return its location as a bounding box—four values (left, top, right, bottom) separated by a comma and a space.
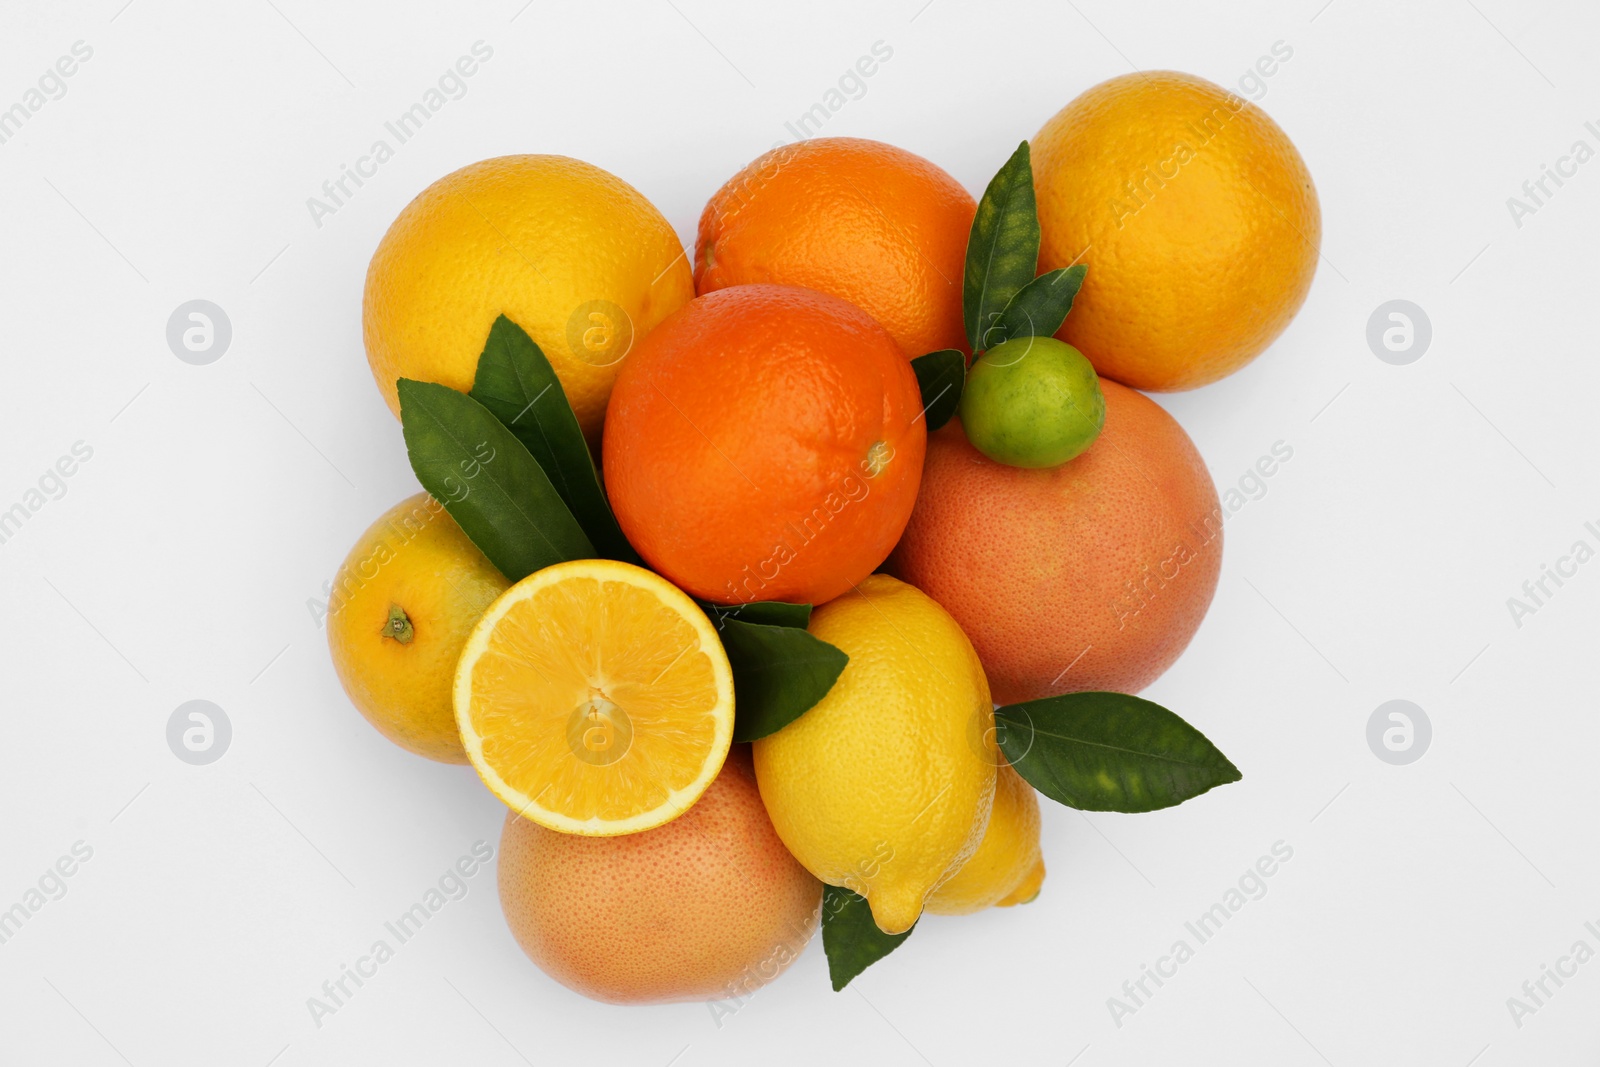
695, 137, 975, 358
362, 155, 692, 443
327, 493, 508, 763
603, 285, 926, 606
1033, 71, 1320, 390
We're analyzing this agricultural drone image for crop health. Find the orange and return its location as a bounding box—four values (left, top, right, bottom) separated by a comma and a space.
363, 155, 692, 443
326, 493, 508, 763
454, 559, 735, 836
498, 747, 821, 1004
695, 137, 975, 358
1033, 71, 1320, 390
887, 379, 1222, 703
603, 285, 926, 606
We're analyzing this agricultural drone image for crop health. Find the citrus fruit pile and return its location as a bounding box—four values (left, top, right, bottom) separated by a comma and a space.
328, 70, 1318, 1003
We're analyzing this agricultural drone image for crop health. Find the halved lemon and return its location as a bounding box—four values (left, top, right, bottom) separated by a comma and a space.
454, 559, 735, 836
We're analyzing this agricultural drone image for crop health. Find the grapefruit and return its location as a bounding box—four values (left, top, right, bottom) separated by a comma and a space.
887, 379, 1222, 702
498, 747, 821, 1004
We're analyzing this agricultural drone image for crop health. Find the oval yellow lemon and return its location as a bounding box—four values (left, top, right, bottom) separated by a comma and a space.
753, 574, 996, 935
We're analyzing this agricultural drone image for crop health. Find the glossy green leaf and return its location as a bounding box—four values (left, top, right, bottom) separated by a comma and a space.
992, 264, 1087, 343
910, 349, 965, 431
708, 601, 812, 629
720, 617, 847, 743
398, 378, 594, 582
821, 885, 915, 991
468, 315, 639, 565
963, 141, 1040, 353
995, 692, 1241, 813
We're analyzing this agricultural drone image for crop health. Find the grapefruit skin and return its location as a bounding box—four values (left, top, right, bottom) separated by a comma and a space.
497, 747, 821, 1005
886, 379, 1222, 703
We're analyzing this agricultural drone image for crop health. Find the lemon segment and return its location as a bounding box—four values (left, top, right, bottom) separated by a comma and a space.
455, 560, 734, 836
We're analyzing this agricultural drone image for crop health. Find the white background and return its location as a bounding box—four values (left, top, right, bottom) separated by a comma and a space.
1, 0, 1597, 1064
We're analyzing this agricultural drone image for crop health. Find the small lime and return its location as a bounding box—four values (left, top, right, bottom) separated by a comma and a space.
959, 336, 1105, 468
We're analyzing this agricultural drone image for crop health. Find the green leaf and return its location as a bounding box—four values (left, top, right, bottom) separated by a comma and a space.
708, 601, 812, 629
720, 617, 847, 743
963, 141, 1040, 353
995, 692, 1241, 813
822, 885, 915, 991
398, 379, 595, 582
991, 264, 1087, 344
910, 349, 965, 431
468, 315, 639, 565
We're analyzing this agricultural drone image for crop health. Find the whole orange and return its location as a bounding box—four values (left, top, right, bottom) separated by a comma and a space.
363, 155, 692, 443
327, 493, 508, 763
603, 284, 926, 606
497, 747, 821, 1004
886, 379, 1221, 703
1033, 71, 1320, 391
695, 137, 975, 358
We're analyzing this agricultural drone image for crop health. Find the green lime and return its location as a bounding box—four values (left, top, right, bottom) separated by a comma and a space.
959, 337, 1104, 468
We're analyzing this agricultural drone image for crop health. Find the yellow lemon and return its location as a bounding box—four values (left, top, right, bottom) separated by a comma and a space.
327, 493, 509, 763
753, 574, 996, 934
454, 559, 735, 836
926, 761, 1045, 915
998, 857, 1046, 908
363, 155, 693, 443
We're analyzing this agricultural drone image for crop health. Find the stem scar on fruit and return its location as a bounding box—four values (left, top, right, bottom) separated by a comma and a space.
864, 441, 891, 477
382, 604, 414, 644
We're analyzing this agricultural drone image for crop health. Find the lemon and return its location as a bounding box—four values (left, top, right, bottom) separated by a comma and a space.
998, 857, 1046, 907
327, 493, 509, 763
752, 574, 996, 934
363, 155, 694, 443
454, 559, 735, 836
926, 761, 1045, 914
